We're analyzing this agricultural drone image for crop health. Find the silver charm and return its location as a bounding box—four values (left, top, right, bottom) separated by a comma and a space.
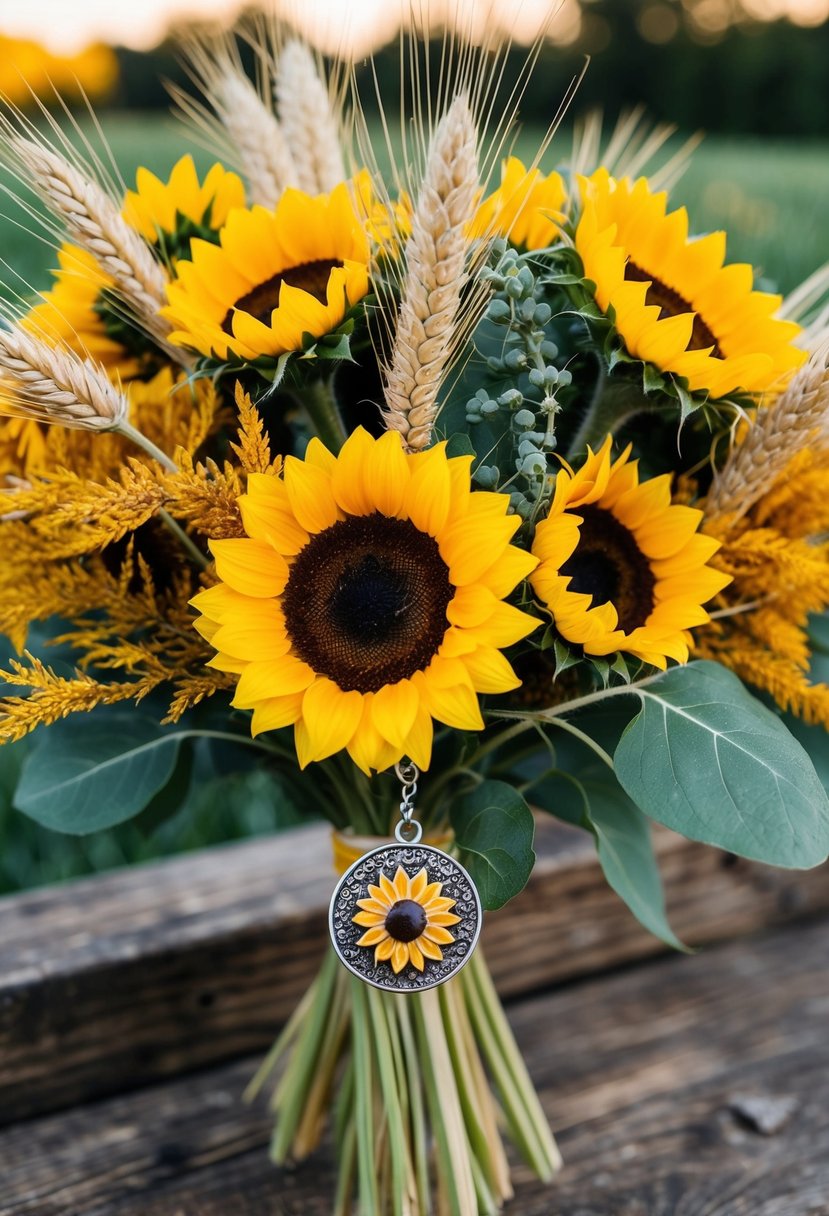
329, 763, 482, 992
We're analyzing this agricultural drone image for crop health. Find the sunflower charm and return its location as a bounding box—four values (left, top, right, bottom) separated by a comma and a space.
329, 844, 482, 992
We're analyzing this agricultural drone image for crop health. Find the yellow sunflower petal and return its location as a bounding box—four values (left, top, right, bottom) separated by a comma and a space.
392, 942, 410, 973
356, 926, 389, 946
209, 538, 288, 598
301, 678, 364, 762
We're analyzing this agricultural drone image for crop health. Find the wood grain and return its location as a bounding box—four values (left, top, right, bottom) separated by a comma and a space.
1, 919, 827, 1215
1, 818, 828, 1124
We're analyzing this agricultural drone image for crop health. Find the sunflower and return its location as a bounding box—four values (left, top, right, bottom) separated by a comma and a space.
352, 865, 460, 974
123, 154, 246, 256
162, 182, 370, 362
23, 244, 145, 380
471, 157, 567, 249
191, 427, 539, 773
575, 169, 806, 399
531, 435, 731, 668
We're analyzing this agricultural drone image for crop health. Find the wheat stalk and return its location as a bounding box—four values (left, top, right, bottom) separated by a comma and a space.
10, 137, 183, 361
274, 40, 346, 194
0, 324, 128, 430
381, 95, 479, 452
216, 69, 298, 207
706, 341, 829, 523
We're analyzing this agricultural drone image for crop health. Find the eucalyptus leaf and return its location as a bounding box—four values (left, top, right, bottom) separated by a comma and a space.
15, 712, 190, 833
614, 661, 829, 868
450, 779, 535, 910
531, 769, 683, 948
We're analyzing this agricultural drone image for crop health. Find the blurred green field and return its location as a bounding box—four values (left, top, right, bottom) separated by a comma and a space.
0, 113, 827, 894
2, 113, 827, 302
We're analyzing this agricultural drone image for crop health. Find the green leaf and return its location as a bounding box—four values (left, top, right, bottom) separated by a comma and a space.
450, 779, 535, 910
614, 661, 829, 869
581, 777, 686, 949
14, 711, 188, 833
445, 432, 476, 459
530, 769, 683, 948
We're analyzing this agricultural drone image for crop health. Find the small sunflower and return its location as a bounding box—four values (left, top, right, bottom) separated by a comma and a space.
24, 244, 145, 380
575, 169, 806, 399
471, 157, 567, 249
531, 436, 731, 668
162, 182, 370, 362
353, 865, 460, 974
191, 427, 539, 773
123, 154, 246, 257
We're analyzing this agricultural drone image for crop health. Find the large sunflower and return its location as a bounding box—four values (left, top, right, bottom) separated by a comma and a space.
162, 182, 370, 362
123, 154, 246, 255
575, 169, 805, 399
353, 865, 460, 974
531, 435, 731, 668
471, 157, 567, 249
192, 427, 539, 773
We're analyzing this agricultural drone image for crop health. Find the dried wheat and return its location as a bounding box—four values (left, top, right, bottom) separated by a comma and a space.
381, 95, 479, 452
706, 341, 829, 522
10, 137, 182, 360
275, 40, 345, 194
211, 68, 298, 206
0, 324, 127, 430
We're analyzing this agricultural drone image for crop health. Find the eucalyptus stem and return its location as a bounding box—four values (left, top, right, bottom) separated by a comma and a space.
304, 374, 348, 453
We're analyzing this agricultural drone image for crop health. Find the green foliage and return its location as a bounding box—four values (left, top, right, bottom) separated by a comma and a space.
450, 779, 535, 910
15, 710, 191, 832
614, 662, 829, 869
531, 766, 684, 949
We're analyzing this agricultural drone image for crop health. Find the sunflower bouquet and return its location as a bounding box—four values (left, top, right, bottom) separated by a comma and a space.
1, 22, 829, 1216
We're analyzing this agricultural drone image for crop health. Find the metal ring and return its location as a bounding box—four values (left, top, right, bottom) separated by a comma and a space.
395, 818, 423, 845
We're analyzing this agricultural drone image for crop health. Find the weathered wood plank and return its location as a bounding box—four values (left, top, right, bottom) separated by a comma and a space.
1, 818, 827, 1123
1, 919, 827, 1215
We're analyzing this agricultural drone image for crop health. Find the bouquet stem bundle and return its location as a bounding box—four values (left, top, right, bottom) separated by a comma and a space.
248, 945, 560, 1215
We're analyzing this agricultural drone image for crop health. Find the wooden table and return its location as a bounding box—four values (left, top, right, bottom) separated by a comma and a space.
2, 819, 828, 1215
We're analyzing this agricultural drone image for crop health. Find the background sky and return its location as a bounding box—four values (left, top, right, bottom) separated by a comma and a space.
2, 0, 828, 54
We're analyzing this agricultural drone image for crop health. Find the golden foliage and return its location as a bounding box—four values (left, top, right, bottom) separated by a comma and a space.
698, 448, 829, 727
0, 654, 160, 743
230, 383, 280, 474
0, 377, 274, 739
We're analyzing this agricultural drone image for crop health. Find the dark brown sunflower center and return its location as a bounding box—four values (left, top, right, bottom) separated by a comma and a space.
281, 513, 454, 694
385, 899, 427, 942
221, 258, 342, 333
560, 505, 655, 634
624, 260, 722, 357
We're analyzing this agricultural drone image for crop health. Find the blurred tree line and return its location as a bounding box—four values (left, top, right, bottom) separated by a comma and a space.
110, 1, 829, 136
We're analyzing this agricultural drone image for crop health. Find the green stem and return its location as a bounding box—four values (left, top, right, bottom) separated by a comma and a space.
117, 419, 179, 472
350, 980, 381, 1215
546, 715, 615, 769
394, 996, 431, 1215
567, 373, 660, 459
463, 953, 562, 1180
304, 375, 348, 453
157, 508, 209, 569
497, 671, 662, 723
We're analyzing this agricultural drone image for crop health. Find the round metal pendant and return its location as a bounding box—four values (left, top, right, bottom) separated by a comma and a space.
329, 842, 482, 992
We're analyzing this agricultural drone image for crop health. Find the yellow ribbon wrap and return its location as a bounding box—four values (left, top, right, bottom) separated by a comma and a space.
331, 828, 454, 875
